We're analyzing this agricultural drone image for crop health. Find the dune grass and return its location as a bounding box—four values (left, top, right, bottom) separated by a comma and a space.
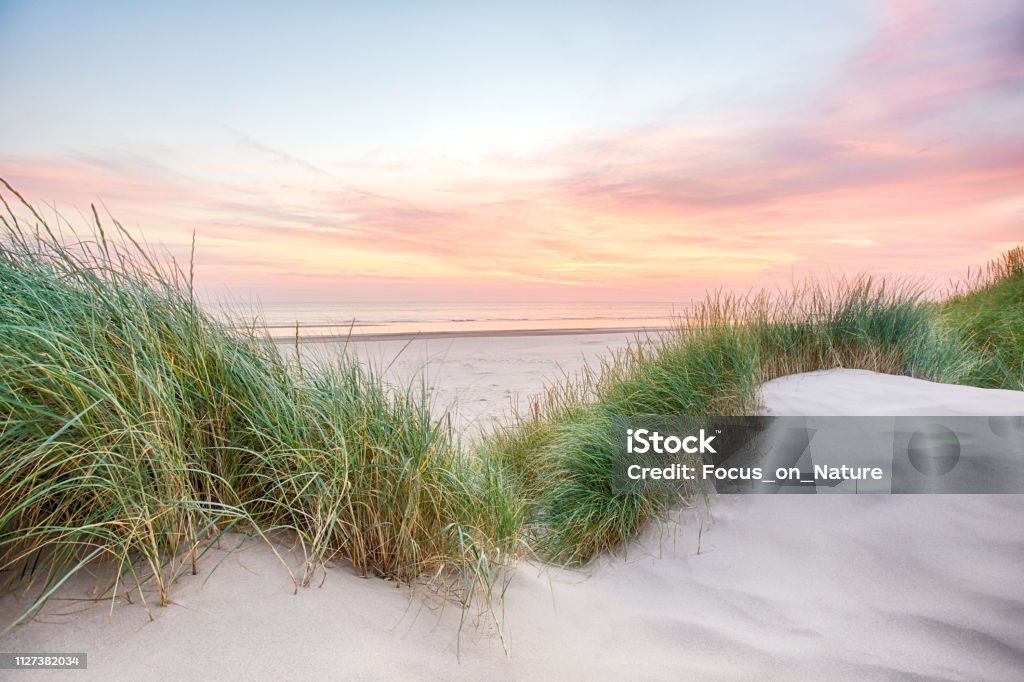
483, 276, 996, 565
0, 181, 519, 631
2, 178, 1020, 631
939, 246, 1024, 390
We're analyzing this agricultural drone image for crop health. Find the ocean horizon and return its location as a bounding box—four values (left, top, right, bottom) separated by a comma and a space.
208, 300, 687, 340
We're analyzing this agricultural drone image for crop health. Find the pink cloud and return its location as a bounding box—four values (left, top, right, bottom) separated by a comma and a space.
3, 1, 1022, 301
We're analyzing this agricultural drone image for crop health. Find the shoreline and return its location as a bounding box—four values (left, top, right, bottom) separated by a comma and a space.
273, 325, 673, 344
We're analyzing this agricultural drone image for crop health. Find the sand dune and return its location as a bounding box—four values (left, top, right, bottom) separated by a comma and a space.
3, 368, 1023, 680
761, 368, 1024, 417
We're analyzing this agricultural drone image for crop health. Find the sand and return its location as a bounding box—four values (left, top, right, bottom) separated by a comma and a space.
761, 368, 1024, 417
291, 330, 642, 436
3, 352, 1024, 680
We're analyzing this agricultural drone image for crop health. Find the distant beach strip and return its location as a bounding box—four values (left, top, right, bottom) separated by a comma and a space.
213, 300, 684, 341
272, 325, 674, 343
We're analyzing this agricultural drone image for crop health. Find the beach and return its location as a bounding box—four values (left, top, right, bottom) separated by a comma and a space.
291, 329, 644, 436
3, 332, 1023, 681
5, 2, 1023, 677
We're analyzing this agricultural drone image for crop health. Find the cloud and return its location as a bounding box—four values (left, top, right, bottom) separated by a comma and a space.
224, 127, 332, 177
3, 1, 1022, 300
836, 0, 1024, 126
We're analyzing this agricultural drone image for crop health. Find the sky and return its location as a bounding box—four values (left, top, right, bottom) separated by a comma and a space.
1, 0, 1022, 303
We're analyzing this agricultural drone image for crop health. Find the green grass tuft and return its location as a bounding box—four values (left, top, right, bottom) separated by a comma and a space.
939, 247, 1024, 390
483, 273, 1003, 566
0, 180, 519, 630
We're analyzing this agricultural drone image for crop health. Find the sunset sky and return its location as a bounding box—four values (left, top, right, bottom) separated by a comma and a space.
1, 1, 1021, 303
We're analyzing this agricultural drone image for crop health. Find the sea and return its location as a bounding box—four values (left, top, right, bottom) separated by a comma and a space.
208, 300, 688, 341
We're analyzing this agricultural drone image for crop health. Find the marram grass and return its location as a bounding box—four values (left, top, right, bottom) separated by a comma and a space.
939, 246, 1024, 390
0, 180, 519, 631
483, 268, 1019, 566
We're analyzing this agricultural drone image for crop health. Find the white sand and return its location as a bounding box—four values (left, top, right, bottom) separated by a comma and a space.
3, 362, 1024, 680
761, 368, 1024, 416
292, 331, 641, 436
